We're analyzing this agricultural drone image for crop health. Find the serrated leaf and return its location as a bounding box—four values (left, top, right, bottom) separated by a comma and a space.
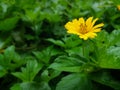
109, 30, 120, 46
95, 30, 109, 47
65, 46, 83, 56
49, 56, 86, 72
4, 45, 15, 62
20, 82, 51, 90
12, 60, 43, 82
46, 39, 65, 47
0, 17, 19, 31
10, 83, 21, 90
0, 46, 16, 70
98, 46, 120, 69
33, 46, 61, 64
91, 71, 120, 90
56, 73, 93, 90
0, 46, 25, 71
0, 34, 12, 49
41, 69, 61, 82
0, 65, 7, 78
62, 35, 82, 48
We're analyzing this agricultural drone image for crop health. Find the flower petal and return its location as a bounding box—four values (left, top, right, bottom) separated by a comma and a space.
86, 17, 93, 31
93, 28, 101, 32
65, 20, 80, 34
89, 33, 97, 38
79, 17, 85, 24
93, 23, 104, 29
91, 18, 98, 27
79, 34, 88, 40
86, 17, 93, 25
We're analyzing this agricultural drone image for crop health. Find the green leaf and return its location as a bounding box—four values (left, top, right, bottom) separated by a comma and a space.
41, 69, 61, 82
4, 45, 15, 62
49, 56, 86, 72
65, 46, 83, 56
20, 82, 51, 90
91, 71, 120, 90
46, 39, 65, 47
12, 60, 43, 82
0, 45, 24, 71
22, 9, 40, 23
0, 35, 12, 49
109, 30, 120, 46
10, 83, 21, 90
47, 35, 82, 49
10, 82, 51, 90
95, 30, 109, 47
0, 65, 7, 78
62, 35, 82, 48
33, 46, 61, 64
0, 46, 16, 70
0, 17, 19, 31
56, 73, 93, 90
98, 46, 120, 69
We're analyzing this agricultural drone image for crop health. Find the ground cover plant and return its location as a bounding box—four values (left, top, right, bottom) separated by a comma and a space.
0, 0, 120, 90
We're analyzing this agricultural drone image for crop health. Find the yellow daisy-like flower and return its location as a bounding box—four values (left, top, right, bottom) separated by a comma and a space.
117, 5, 120, 10
64, 17, 104, 40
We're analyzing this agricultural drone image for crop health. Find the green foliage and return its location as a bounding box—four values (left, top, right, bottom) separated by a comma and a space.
0, 0, 120, 90
47, 35, 82, 49
33, 46, 61, 64
49, 55, 87, 72
12, 60, 43, 82
0, 17, 19, 31
0, 46, 23, 77
10, 82, 51, 90
98, 46, 120, 69
20, 82, 51, 90
91, 71, 120, 90
10, 83, 21, 90
56, 73, 93, 90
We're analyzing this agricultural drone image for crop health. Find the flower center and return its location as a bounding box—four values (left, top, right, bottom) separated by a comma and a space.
79, 23, 88, 34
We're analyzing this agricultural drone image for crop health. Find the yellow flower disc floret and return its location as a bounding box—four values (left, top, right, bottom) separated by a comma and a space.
65, 17, 104, 40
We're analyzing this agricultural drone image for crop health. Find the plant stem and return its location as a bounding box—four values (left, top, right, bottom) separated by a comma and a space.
82, 40, 85, 56
82, 43, 85, 56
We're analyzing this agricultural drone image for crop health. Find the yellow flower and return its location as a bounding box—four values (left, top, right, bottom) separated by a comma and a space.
65, 17, 104, 40
117, 5, 120, 10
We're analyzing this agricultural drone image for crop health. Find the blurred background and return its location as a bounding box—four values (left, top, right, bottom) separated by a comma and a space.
0, 0, 120, 50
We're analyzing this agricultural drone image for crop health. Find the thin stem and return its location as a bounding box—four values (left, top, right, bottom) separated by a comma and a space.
82, 40, 85, 56
82, 43, 85, 56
